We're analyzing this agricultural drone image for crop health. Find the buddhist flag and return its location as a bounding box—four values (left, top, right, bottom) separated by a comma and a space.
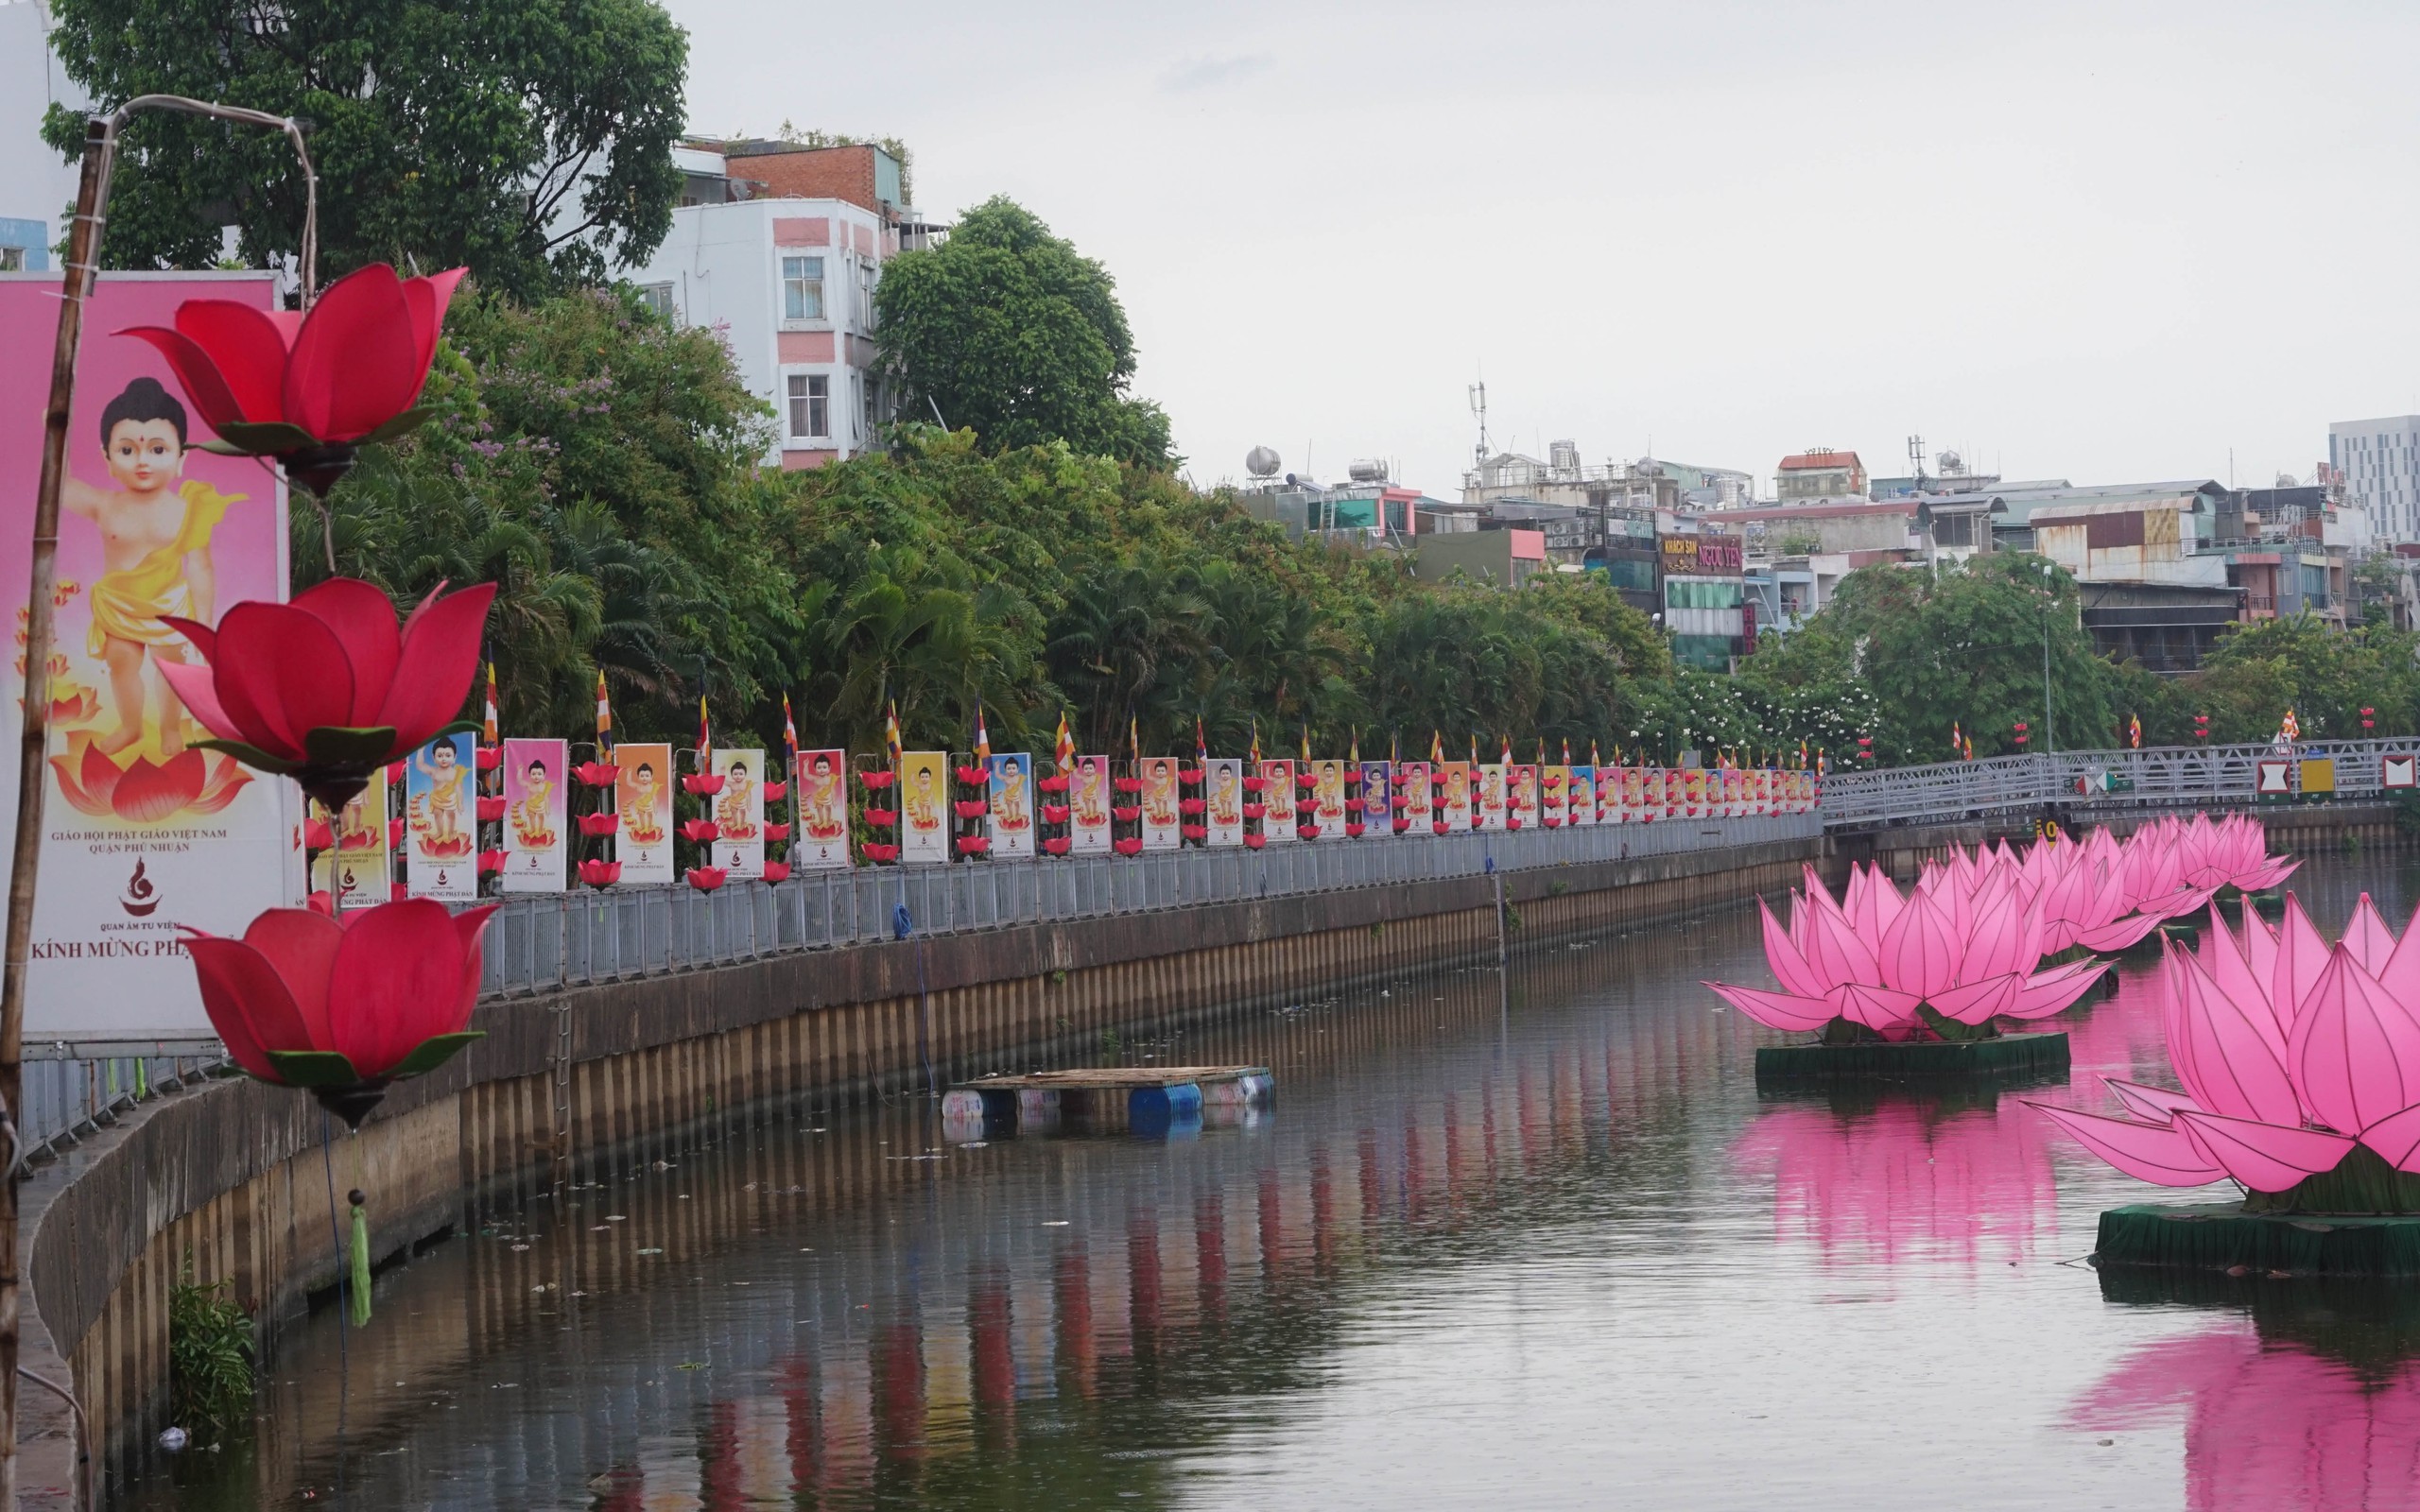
782, 693, 799, 758
1130, 712, 1141, 764
885, 699, 903, 767
1350, 730, 1360, 765
2129, 713, 2142, 749
976, 705, 992, 764
1249, 718, 1262, 765
1500, 735, 1512, 765
482, 662, 499, 746
1469, 733, 1478, 765
595, 670, 614, 751
1197, 716, 1209, 766
1055, 710, 1075, 771
695, 694, 710, 763
2280, 708, 2301, 742
1951, 720, 1962, 757
1591, 739, 1601, 766
1431, 730, 1444, 765
1562, 738, 1572, 765
1390, 730, 1400, 764
1964, 735, 1975, 761
1300, 722, 1311, 762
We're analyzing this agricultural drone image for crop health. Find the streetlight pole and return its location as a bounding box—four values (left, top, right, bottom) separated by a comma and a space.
2040, 561, 2056, 755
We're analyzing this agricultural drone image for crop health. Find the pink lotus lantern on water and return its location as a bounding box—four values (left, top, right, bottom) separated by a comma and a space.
2028, 893, 2420, 1206
1707, 860, 2106, 1040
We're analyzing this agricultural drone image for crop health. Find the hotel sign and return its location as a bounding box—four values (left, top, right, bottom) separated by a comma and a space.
1661, 535, 1742, 574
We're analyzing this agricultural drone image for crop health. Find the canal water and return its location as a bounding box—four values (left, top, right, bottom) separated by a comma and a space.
116, 850, 2420, 1510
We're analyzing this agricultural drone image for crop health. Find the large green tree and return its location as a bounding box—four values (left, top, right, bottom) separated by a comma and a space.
41, 0, 687, 296
875, 198, 1175, 467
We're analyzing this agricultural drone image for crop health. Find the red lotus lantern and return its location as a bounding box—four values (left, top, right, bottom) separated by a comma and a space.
1345, 822, 1365, 838
865, 807, 897, 827
762, 860, 791, 884
475, 796, 507, 823
1183, 823, 1207, 841
1433, 819, 1450, 835
953, 799, 988, 819
579, 859, 621, 888
2364, 706, 2377, 733
1297, 824, 1318, 841
956, 764, 989, 784
685, 865, 728, 892
303, 816, 336, 851
1043, 836, 1072, 855
763, 821, 792, 843
123, 262, 466, 502
475, 746, 502, 772
1115, 836, 1144, 855
678, 818, 719, 845
577, 812, 619, 837
861, 842, 899, 862
1043, 804, 1071, 824
762, 781, 788, 803
1244, 833, 1266, 850
185, 899, 493, 1126
158, 577, 494, 811
573, 760, 618, 787
859, 770, 895, 789
681, 770, 725, 797
1114, 805, 1141, 823
477, 848, 505, 876
1242, 802, 1267, 820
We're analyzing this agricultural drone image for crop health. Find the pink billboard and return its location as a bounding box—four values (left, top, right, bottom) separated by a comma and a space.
0, 272, 301, 1040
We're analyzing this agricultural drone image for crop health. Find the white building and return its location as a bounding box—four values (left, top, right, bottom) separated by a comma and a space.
625, 141, 942, 470
0, 3, 82, 270
2330, 416, 2420, 543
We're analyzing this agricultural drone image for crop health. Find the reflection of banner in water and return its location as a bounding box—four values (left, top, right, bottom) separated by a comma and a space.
1202, 758, 1244, 847
406, 731, 479, 902
988, 753, 1034, 858
1731, 1091, 2057, 1267
501, 736, 567, 892
0, 273, 301, 1039
1139, 756, 1181, 850
614, 743, 675, 885
1068, 754, 1112, 855
793, 748, 850, 869
899, 751, 949, 865
712, 747, 766, 879
309, 769, 390, 911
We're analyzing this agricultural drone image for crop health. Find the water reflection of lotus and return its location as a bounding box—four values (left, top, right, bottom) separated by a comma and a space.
1733, 1080, 2060, 1265
2081, 1271, 2420, 1510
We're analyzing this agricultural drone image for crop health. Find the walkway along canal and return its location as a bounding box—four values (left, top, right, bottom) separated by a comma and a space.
18, 817, 1841, 1504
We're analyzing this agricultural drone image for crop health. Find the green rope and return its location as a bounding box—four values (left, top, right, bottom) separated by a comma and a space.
347, 1190, 372, 1328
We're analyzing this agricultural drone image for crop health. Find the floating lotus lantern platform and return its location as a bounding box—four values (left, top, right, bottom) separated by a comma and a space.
2033, 891, 2420, 1277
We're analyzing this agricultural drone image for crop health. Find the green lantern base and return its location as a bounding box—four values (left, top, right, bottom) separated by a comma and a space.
2096, 1202, 2420, 1278
1752, 1031, 2069, 1082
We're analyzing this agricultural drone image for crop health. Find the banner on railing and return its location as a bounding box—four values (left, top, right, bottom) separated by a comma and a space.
311, 768, 390, 911
1568, 764, 1595, 825
1476, 765, 1506, 831
1402, 762, 1434, 830
1360, 760, 1392, 837
1309, 759, 1347, 838
616, 743, 676, 884
711, 747, 766, 879
1441, 762, 1472, 830
1070, 754, 1112, 855
501, 737, 568, 892
1261, 759, 1297, 841
796, 747, 850, 868
1205, 758, 1244, 847
406, 731, 479, 902
989, 752, 1035, 859
901, 751, 950, 864
1139, 756, 1181, 850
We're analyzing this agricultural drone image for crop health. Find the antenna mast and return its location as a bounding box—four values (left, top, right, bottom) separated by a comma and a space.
1469, 380, 1490, 471
1908, 433, 1926, 495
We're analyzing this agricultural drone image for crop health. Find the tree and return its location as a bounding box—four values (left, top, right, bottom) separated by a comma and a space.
2188, 613, 2420, 742
875, 198, 1175, 468
41, 0, 687, 298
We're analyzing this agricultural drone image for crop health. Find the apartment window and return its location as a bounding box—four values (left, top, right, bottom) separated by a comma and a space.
636, 282, 674, 319
786, 373, 829, 438
782, 255, 824, 320
0, 247, 22, 272
858, 256, 877, 329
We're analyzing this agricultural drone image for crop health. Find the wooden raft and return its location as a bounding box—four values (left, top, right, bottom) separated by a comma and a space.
942, 1065, 1273, 1136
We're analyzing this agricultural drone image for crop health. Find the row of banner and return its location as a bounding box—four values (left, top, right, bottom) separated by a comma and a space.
319, 740, 1822, 903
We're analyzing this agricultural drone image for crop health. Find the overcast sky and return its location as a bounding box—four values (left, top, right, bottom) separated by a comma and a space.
683, 0, 2420, 495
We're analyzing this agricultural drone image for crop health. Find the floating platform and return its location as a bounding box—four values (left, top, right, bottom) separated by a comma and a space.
2096, 1202, 2420, 1278
942, 1066, 1273, 1140
1753, 1032, 2070, 1083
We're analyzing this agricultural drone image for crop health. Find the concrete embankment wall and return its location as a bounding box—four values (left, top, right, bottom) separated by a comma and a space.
16, 833, 1822, 1502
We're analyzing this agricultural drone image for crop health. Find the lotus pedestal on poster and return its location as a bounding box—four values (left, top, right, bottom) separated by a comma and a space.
1068, 754, 1112, 856
1203, 758, 1245, 847
500, 737, 568, 892
1439, 762, 1471, 831
900, 752, 950, 864
1259, 760, 1296, 842
1476, 765, 1507, 832
0, 272, 304, 1040
711, 747, 766, 879
1400, 762, 1434, 832
794, 747, 851, 869
1139, 756, 1181, 850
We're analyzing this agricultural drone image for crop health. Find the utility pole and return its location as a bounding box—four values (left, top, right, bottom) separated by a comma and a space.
2041, 561, 2057, 754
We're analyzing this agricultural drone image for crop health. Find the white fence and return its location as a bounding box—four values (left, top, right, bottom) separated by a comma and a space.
1816, 739, 2414, 830
478, 813, 1824, 998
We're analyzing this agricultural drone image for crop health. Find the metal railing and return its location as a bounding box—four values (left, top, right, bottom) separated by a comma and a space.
1816, 739, 2414, 830
16, 1041, 229, 1168
477, 813, 1824, 998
